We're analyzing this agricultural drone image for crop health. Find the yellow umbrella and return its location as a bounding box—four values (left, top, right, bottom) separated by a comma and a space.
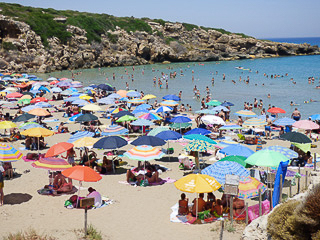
0, 92, 6, 96
73, 137, 98, 148
28, 108, 51, 116
20, 95, 32, 100
142, 94, 156, 100
0, 121, 17, 129
79, 95, 93, 100
81, 104, 102, 111
174, 174, 221, 193
21, 127, 54, 137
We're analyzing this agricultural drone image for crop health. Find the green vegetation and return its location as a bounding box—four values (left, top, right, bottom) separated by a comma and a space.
85, 224, 103, 240
200, 26, 251, 38
3, 229, 55, 240
165, 37, 177, 45
152, 18, 166, 26
1, 42, 17, 51
107, 32, 118, 44
182, 22, 198, 31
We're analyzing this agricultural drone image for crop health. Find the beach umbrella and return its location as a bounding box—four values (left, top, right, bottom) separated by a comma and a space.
7, 92, 23, 98
98, 84, 114, 91
262, 145, 298, 159
97, 97, 115, 105
68, 113, 83, 122
81, 104, 102, 112
184, 140, 215, 153
116, 115, 137, 123
183, 134, 217, 144
147, 126, 170, 136
221, 101, 234, 107
107, 93, 121, 99
35, 102, 53, 108
243, 118, 267, 127
273, 117, 296, 126
234, 110, 257, 117
47, 77, 57, 81
73, 137, 98, 148
101, 125, 129, 136
257, 115, 275, 121
113, 111, 134, 118
21, 105, 38, 112
170, 116, 191, 123
201, 161, 250, 185
310, 114, 320, 121
72, 99, 88, 106
238, 176, 267, 199
160, 100, 179, 107
32, 157, 71, 171
20, 95, 32, 99
170, 122, 192, 130
67, 131, 95, 143
205, 100, 221, 107
0, 121, 17, 129
117, 90, 128, 98
93, 136, 127, 149
201, 115, 225, 125
155, 106, 172, 113
110, 107, 127, 114
185, 128, 211, 136
133, 109, 149, 116
124, 145, 164, 161
75, 113, 98, 122
28, 108, 51, 117
21, 128, 54, 138
0, 143, 23, 162
131, 136, 165, 147
0, 100, 10, 105
219, 144, 254, 158
267, 107, 286, 114
174, 174, 221, 193
219, 125, 243, 130
156, 130, 182, 140
195, 109, 217, 115
17, 98, 31, 105
212, 106, 230, 112
19, 123, 44, 130
163, 94, 180, 101
45, 142, 74, 158
131, 119, 153, 126
57, 81, 71, 87
135, 104, 151, 110
79, 95, 93, 100
138, 113, 162, 121
245, 150, 289, 167
280, 132, 312, 143
30, 97, 48, 104
128, 98, 145, 104
12, 113, 34, 122
219, 155, 250, 168
64, 97, 79, 102
142, 94, 156, 100
127, 91, 141, 98
292, 120, 319, 130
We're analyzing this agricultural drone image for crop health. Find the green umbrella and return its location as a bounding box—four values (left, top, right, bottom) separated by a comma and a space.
205, 100, 221, 106
245, 150, 289, 167
170, 122, 192, 130
18, 98, 31, 105
219, 155, 252, 168
19, 122, 37, 129
147, 126, 170, 136
116, 115, 137, 122
183, 134, 217, 144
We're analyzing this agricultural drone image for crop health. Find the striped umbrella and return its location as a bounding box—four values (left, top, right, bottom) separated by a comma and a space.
201, 161, 250, 185
183, 134, 217, 144
234, 110, 257, 117
124, 145, 165, 161
102, 125, 129, 136
219, 125, 243, 130
138, 113, 162, 121
262, 145, 298, 159
238, 176, 267, 199
155, 106, 172, 113
256, 135, 262, 151
67, 131, 95, 143
128, 98, 145, 104
160, 100, 179, 106
0, 143, 23, 162
243, 118, 267, 127
147, 126, 170, 136
32, 157, 71, 171
273, 117, 296, 126
184, 140, 215, 152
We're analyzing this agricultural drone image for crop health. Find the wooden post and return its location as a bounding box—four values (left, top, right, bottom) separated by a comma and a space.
230, 197, 234, 226
289, 184, 292, 198
270, 190, 273, 211
259, 189, 262, 216
314, 153, 317, 171
245, 202, 249, 225
298, 164, 301, 194
84, 207, 88, 236
305, 171, 308, 190
219, 220, 224, 240
279, 174, 283, 203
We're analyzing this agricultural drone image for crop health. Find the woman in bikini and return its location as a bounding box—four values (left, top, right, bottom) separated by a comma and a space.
178, 193, 189, 215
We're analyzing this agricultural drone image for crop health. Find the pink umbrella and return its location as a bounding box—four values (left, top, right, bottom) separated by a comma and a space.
293, 120, 319, 130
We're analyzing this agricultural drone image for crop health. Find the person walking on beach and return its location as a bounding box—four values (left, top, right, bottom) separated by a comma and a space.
291, 108, 301, 121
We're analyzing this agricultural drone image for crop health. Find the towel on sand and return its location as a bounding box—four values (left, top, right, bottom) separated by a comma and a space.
119, 177, 176, 187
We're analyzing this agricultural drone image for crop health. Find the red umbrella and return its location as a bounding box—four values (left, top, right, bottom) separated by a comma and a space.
7, 92, 23, 98
267, 107, 286, 114
62, 165, 102, 182
45, 142, 74, 158
30, 97, 48, 104
50, 80, 59, 85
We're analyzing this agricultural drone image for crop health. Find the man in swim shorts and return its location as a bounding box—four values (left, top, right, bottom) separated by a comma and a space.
291, 108, 301, 121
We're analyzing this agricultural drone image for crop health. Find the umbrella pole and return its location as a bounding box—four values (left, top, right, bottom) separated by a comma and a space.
196, 193, 198, 220
76, 181, 82, 208
38, 137, 40, 155
168, 141, 170, 162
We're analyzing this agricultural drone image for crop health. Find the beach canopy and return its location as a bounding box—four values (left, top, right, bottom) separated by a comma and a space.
201, 161, 250, 185
184, 140, 215, 152
170, 116, 191, 123
113, 111, 133, 118
45, 142, 74, 158
124, 145, 164, 161
93, 136, 127, 149
262, 145, 298, 159
238, 176, 267, 199
163, 94, 180, 101
32, 157, 71, 171
219, 144, 254, 158
131, 119, 153, 126
174, 174, 221, 193
156, 130, 182, 140
0, 143, 23, 162
67, 131, 95, 143
245, 150, 289, 167
267, 107, 286, 114
73, 137, 98, 148
147, 126, 170, 136
21, 127, 54, 138
292, 120, 319, 130
183, 134, 217, 144
81, 104, 102, 112
0, 121, 17, 129
30, 97, 48, 104
185, 128, 211, 136
12, 113, 34, 122
75, 113, 98, 122
280, 132, 312, 143
201, 115, 225, 125
116, 115, 137, 123
142, 94, 156, 100
218, 155, 251, 168
131, 136, 166, 147
273, 117, 296, 126
243, 118, 267, 127
102, 125, 128, 136
28, 108, 51, 116
62, 165, 102, 182
234, 110, 257, 117
139, 113, 162, 121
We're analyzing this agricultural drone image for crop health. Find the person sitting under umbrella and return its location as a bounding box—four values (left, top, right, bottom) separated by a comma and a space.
96, 156, 113, 174
178, 193, 189, 215
87, 187, 102, 208
58, 122, 69, 133
191, 193, 206, 217
52, 171, 73, 193
126, 162, 160, 185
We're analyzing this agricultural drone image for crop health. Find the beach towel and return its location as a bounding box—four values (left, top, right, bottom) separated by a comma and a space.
272, 160, 289, 208
119, 177, 175, 187
37, 186, 78, 196
247, 200, 270, 223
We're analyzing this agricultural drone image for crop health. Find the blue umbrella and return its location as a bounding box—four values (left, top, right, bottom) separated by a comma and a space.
35, 102, 52, 108
69, 113, 83, 122
12, 113, 34, 122
20, 123, 45, 130
195, 109, 217, 114
30, 90, 40, 95
155, 106, 172, 113
98, 84, 114, 91
89, 84, 98, 88
51, 87, 62, 93
131, 136, 165, 146
67, 131, 95, 143
212, 106, 230, 112
219, 144, 254, 158
156, 130, 182, 140
183, 134, 217, 144
184, 128, 211, 135
83, 87, 93, 91
97, 97, 115, 105
93, 136, 127, 149
257, 115, 275, 121
163, 94, 180, 101
201, 161, 250, 185
310, 114, 320, 121
170, 116, 191, 123
273, 117, 296, 126
61, 90, 73, 96
135, 104, 151, 110
262, 145, 298, 159
70, 92, 81, 97
131, 119, 153, 126
107, 93, 121, 99
64, 97, 79, 102
127, 91, 141, 98
132, 109, 149, 115
221, 101, 234, 107
21, 105, 38, 112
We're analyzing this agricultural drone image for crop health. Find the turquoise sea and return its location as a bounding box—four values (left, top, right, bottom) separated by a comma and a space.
37, 37, 320, 120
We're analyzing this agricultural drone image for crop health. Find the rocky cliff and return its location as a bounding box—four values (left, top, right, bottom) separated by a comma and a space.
0, 14, 319, 73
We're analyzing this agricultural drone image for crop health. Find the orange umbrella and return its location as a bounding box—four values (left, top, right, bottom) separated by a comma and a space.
117, 90, 128, 98
30, 97, 48, 104
7, 92, 23, 98
267, 107, 286, 114
62, 165, 102, 182
45, 142, 74, 158
50, 80, 59, 85
28, 108, 51, 116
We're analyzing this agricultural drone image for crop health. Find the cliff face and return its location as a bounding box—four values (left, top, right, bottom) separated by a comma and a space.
0, 15, 319, 73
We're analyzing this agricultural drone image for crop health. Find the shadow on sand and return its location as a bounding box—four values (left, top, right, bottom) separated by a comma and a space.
4, 193, 32, 205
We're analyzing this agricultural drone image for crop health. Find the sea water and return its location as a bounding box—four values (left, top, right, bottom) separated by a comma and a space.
37, 37, 320, 120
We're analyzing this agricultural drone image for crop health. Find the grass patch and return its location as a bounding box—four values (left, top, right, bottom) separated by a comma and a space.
3, 229, 56, 240
165, 37, 176, 45
74, 224, 103, 240
1, 42, 17, 51
182, 22, 198, 31
225, 223, 236, 233
107, 32, 118, 44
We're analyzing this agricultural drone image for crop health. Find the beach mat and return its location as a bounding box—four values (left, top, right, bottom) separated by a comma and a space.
119, 177, 175, 187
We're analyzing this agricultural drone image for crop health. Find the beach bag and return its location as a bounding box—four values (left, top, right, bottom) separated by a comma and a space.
140, 179, 149, 187
198, 210, 211, 220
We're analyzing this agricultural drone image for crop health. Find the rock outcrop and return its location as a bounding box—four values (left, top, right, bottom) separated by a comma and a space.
0, 15, 319, 73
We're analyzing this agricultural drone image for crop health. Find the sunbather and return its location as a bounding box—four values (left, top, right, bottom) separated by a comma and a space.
52, 171, 73, 193
211, 199, 223, 217
58, 122, 69, 133
87, 187, 102, 208
96, 156, 112, 174
178, 193, 189, 215
192, 193, 206, 217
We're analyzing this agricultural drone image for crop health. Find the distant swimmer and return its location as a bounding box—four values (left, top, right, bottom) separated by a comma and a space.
267, 94, 271, 98
232, 80, 236, 84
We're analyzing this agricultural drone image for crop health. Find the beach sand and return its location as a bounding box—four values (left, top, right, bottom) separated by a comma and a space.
0, 102, 317, 240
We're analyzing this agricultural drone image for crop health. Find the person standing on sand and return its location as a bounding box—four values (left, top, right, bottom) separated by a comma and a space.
291, 108, 301, 121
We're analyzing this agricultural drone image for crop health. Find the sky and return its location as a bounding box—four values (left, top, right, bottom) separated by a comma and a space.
1, 0, 320, 39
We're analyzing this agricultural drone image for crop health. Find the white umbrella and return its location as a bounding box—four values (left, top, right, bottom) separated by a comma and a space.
201, 115, 225, 125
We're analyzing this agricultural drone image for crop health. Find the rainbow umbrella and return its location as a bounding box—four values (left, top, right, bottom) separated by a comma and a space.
128, 98, 145, 104
138, 113, 162, 121
124, 145, 164, 161
102, 125, 129, 136
238, 176, 267, 199
0, 143, 23, 162
32, 157, 71, 171
243, 118, 267, 127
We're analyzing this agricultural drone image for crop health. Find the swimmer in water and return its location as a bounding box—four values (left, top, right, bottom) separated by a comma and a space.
267, 94, 271, 98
